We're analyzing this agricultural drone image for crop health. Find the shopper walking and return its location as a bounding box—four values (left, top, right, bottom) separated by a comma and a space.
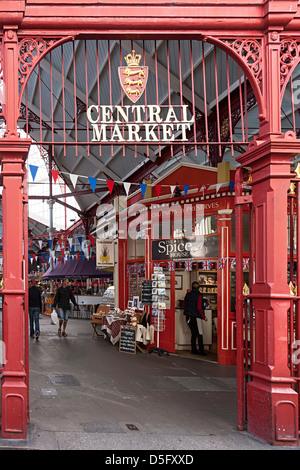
29, 278, 42, 340
184, 281, 208, 355
53, 278, 79, 337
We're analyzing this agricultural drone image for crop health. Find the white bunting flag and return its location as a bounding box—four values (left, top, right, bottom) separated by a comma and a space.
123, 182, 131, 196
216, 183, 223, 193
70, 173, 79, 189
170, 185, 176, 194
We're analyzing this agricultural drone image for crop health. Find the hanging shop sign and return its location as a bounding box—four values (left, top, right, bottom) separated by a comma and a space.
87, 50, 195, 143
151, 235, 219, 261
96, 239, 115, 268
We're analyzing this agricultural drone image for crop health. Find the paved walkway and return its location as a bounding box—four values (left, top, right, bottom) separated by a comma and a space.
0, 316, 296, 450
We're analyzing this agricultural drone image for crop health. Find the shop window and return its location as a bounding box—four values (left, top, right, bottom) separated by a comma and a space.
195, 215, 217, 235
153, 220, 172, 240
127, 263, 146, 301
127, 225, 145, 259
230, 269, 249, 313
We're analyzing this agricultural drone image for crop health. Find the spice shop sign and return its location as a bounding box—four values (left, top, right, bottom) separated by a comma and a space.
152, 236, 219, 261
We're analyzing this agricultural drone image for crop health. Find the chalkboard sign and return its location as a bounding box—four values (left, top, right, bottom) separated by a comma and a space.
142, 280, 153, 305
119, 326, 136, 354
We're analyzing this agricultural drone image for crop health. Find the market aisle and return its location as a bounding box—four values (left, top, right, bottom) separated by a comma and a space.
0, 316, 276, 450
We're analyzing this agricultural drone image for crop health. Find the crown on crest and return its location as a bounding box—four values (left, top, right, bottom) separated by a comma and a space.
124, 50, 142, 67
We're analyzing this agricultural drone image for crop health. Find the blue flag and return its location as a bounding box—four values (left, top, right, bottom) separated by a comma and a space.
183, 185, 190, 197
89, 177, 97, 192
29, 165, 38, 181
140, 183, 147, 198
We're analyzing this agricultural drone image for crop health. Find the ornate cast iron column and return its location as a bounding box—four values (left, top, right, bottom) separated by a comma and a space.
0, 27, 31, 439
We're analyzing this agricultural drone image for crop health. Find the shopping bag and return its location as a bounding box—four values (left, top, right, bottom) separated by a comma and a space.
51, 309, 58, 325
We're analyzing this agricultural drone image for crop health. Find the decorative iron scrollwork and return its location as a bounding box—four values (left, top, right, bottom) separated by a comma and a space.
18, 36, 73, 107
19, 38, 56, 88
280, 38, 300, 87
222, 38, 262, 90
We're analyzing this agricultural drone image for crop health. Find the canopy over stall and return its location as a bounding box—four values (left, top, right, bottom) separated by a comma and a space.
42, 258, 113, 279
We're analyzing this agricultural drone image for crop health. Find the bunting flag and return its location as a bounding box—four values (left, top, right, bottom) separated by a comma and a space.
89, 177, 97, 192
123, 182, 131, 196
202, 260, 211, 271
243, 258, 249, 270
88, 235, 95, 247
229, 181, 235, 192
183, 185, 190, 197
68, 238, 73, 248
170, 185, 176, 194
70, 173, 78, 188
218, 258, 227, 269
199, 184, 210, 193
154, 263, 161, 267
230, 258, 236, 269
48, 239, 52, 250
29, 165, 38, 181
216, 183, 223, 193
51, 170, 59, 183
140, 183, 147, 199
106, 180, 114, 194
155, 185, 162, 197
38, 240, 43, 250
168, 260, 175, 271
185, 260, 193, 271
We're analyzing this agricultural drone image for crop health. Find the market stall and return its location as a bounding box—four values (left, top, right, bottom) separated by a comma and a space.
42, 258, 113, 318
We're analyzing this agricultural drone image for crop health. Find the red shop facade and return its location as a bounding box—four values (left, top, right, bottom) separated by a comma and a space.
118, 162, 251, 366
1, 0, 300, 448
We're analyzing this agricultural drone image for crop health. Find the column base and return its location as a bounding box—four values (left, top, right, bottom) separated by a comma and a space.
247, 379, 299, 447
1, 374, 28, 439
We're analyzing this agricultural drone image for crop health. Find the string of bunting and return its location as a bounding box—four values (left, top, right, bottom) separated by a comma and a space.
28, 164, 237, 198
28, 234, 96, 266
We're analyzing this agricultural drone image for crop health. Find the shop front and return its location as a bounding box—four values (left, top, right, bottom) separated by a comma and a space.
118, 163, 251, 364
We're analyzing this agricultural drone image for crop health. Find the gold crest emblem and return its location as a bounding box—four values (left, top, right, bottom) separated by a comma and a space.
118, 50, 148, 103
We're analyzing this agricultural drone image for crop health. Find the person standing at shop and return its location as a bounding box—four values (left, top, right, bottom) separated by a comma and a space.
29, 278, 42, 340
184, 281, 208, 355
53, 278, 78, 337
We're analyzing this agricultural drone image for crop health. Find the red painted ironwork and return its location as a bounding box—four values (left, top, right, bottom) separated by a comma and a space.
1, 0, 300, 447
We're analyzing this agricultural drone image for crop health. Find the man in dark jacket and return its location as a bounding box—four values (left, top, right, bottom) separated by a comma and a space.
184, 281, 208, 355
29, 278, 42, 339
53, 278, 78, 337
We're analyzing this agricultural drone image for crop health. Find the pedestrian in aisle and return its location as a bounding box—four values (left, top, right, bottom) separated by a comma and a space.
183, 281, 208, 355
53, 278, 78, 337
29, 278, 42, 340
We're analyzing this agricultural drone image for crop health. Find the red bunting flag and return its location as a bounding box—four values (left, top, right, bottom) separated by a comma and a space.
155, 185, 162, 197
106, 180, 114, 194
88, 235, 95, 247
51, 170, 59, 183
